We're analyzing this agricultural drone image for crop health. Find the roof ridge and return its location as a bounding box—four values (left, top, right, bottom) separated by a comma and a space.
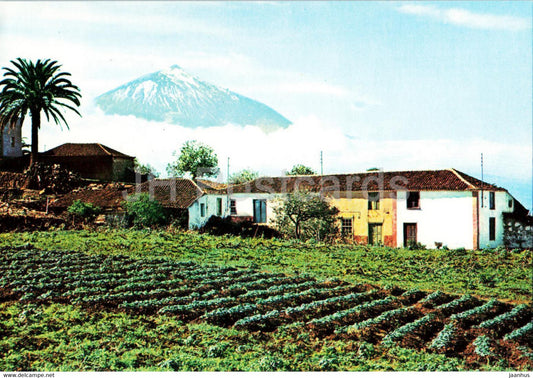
150, 176, 206, 195
97, 143, 113, 156
190, 178, 207, 195
238, 168, 453, 183
448, 168, 476, 189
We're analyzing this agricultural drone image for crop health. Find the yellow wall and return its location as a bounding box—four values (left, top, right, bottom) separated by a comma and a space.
329, 193, 397, 246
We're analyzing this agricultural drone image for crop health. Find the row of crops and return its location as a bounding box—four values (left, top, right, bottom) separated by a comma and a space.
0, 247, 531, 368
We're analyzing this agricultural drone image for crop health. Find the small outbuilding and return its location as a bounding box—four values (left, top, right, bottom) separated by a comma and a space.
0, 118, 23, 158
40, 143, 135, 182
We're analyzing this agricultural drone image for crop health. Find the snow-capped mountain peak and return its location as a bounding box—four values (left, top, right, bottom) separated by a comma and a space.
95, 65, 291, 131
160, 64, 199, 86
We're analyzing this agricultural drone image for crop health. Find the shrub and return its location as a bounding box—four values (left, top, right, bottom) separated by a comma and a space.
200, 216, 279, 238
273, 191, 339, 241
67, 200, 101, 222
450, 247, 467, 256
407, 241, 426, 250
124, 193, 167, 228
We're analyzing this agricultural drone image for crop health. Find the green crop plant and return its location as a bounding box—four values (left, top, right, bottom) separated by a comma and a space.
429, 322, 459, 351
473, 335, 495, 357
503, 322, 533, 342
381, 313, 437, 347
477, 304, 531, 329
347, 305, 417, 333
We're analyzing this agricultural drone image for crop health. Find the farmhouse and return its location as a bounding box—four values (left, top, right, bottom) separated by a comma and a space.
50, 177, 228, 229
132, 178, 222, 227
198, 168, 531, 249
49, 169, 530, 249
40, 143, 135, 182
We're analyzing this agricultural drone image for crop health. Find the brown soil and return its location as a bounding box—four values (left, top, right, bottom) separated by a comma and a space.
0, 214, 66, 232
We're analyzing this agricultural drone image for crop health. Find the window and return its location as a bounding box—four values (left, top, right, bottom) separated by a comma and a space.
508, 199, 513, 208
10, 137, 15, 148
341, 218, 353, 236
253, 199, 267, 223
489, 217, 496, 241
407, 191, 420, 209
216, 198, 222, 216
200, 203, 205, 217
230, 199, 237, 215
368, 192, 380, 210
489, 192, 495, 210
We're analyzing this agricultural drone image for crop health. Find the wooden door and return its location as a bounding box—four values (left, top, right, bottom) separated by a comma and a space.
404, 223, 417, 247
368, 223, 383, 245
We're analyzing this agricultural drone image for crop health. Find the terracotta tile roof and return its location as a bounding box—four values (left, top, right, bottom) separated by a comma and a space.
132, 178, 204, 209
196, 179, 228, 192
451, 169, 504, 190
50, 183, 132, 210
226, 169, 503, 194
51, 178, 206, 210
41, 143, 133, 159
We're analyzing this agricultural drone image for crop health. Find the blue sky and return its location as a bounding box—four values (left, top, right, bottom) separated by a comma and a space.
1, 1, 531, 208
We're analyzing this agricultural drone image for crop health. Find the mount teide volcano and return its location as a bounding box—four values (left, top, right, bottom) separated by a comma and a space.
95, 65, 291, 132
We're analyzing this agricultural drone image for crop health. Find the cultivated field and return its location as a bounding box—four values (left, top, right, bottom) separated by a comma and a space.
0, 230, 531, 371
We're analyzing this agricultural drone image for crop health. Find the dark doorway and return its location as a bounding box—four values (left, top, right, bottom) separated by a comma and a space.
368, 223, 383, 245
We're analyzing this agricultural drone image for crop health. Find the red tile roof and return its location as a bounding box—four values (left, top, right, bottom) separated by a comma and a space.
51, 178, 205, 210
41, 143, 133, 159
226, 169, 503, 194
132, 178, 204, 208
196, 179, 227, 192
50, 183, 132, 210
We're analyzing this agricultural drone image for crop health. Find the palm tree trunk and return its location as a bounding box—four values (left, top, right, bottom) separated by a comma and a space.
30, 108, 40, 167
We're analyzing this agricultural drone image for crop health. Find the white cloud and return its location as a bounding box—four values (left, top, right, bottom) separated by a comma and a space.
27, 109, 530, 189
258, 81, 350, 97
0, 2, 231, 38
398, 4, 531, 31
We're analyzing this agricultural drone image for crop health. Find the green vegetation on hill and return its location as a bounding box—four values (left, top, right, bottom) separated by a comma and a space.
2, 247, 529, 372
0, 229, 530, 303
1, 301, 470, 371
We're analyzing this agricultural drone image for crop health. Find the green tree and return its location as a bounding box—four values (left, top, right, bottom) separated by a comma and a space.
67, 200, 101, 223
0, 58, 81, 167
273, 190, 339, 241
166, 140, 219, 179
134, 158, 160, 178
229, 168, 259, 184
124, 193, 167, 228
287, 164, 316, 176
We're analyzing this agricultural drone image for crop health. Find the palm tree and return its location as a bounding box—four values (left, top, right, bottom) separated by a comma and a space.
0, 58, 81, 167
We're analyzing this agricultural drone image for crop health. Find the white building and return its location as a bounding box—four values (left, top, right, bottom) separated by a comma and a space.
121, 177, 226, 229
201, 169, 531, 249
83, 172, 527, 249
396, 186, 519, 249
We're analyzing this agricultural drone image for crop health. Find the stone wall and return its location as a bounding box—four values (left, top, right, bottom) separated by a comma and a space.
0, 171, 26, 188
503, 215, 533, 249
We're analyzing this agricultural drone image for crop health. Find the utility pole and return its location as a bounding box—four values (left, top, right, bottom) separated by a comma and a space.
320, 151, 323, 176
226, 157, 230, 217
480, 153, 484, 208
